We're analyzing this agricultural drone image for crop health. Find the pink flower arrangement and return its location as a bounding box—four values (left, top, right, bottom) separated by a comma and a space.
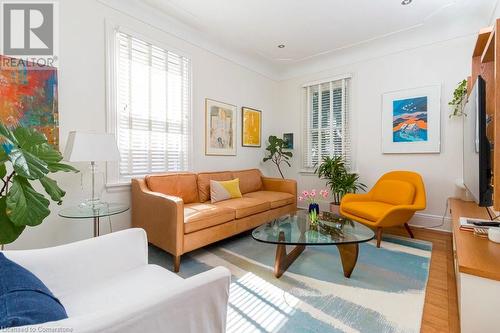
298, 188, 329, 204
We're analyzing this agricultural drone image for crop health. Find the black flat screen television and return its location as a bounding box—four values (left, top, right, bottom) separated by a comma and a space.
463, 75, 493, 207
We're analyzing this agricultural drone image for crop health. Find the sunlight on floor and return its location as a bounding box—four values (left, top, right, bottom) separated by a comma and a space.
227, 272, 300, 333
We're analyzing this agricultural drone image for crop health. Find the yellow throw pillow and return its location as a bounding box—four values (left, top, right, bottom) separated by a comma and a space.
210, 178, 243, 203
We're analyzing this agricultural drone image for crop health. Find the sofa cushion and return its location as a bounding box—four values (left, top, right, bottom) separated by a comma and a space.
214, 197, 270, 219
0, 253, 68, 328
231, 169, 263, 194
146, 173, 199, 204
61, 265, 182, 316
243, 191, 295, 209
197, 171, 233, 202
341, 201, 395, 222
372, 179, 415, 206
184, 203, 235, 234
210, 179, 242, 203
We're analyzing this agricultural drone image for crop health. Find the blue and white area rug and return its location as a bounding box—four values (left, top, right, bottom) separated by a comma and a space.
149, 234, 432, 333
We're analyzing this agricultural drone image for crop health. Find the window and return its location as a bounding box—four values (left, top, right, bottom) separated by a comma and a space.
113, 30, 191, 182
302, 77, 351, 171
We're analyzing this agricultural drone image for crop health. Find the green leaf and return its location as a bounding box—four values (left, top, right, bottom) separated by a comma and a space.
39, 176, 66, 204
9, 147, 49, 180
47, 162, 78, 173
7, 176, 50, 227
27, 143, 63, 164
25, 144, 77, 173
0, 197, 25, 244
0, 123, 18, 145
0, 148, 8, 164
0, 163, 6, 179
13, 127, 47, 150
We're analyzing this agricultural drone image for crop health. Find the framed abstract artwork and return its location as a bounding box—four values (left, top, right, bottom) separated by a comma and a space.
205, 99, 237, 156
381, 85, 441, 154
0, 56, 59, 147
242, 107, 261, 147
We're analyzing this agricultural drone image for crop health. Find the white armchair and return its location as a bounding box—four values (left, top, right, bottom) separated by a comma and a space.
3, 228, 231, 333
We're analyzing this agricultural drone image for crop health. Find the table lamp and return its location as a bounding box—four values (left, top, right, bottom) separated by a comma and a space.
64, 131, 120, 208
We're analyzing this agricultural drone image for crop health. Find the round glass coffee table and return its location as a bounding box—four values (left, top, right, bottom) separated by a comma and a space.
59, 203, 129, 237
252, 210, 375, 278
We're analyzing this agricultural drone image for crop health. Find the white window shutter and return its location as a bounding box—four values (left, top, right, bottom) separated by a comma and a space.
115, 31, 191, 180
302, 77, 351, 171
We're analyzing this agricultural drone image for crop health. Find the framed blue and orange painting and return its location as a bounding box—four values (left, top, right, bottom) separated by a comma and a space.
382, 85, 440, 153
0, 55, 59, 147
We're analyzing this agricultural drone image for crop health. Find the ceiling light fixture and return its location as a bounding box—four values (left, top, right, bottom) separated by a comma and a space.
401, 0, 412, 5
278, 44, 285, 48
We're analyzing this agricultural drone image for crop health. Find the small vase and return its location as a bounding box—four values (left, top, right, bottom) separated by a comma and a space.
308, 203, 320, 215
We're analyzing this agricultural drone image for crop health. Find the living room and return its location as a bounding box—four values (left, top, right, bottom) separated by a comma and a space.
1, 0, 500, 332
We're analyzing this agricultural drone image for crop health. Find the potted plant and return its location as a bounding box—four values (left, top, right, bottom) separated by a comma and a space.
315, 156, 366, 213
0, 123, 78, 247
449, 79, 468, 118
262, 135, 293, 179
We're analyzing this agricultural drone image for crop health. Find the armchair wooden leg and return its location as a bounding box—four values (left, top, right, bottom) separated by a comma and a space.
376, 227, 383, 248
404, 223, 414, 238
173, 255, 181, 272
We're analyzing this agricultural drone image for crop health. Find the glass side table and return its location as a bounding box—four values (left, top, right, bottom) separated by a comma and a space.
59, 203, 129, 237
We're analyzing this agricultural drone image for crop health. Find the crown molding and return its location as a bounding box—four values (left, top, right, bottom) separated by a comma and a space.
96, 0, 495, 82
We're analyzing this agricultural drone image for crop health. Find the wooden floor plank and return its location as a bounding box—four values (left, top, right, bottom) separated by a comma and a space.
386, 226, 459, 333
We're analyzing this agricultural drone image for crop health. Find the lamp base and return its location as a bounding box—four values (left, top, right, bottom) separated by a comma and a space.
79, 198, 108, 210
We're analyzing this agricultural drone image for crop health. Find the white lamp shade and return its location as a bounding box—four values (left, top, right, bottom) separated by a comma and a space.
64, 131, 120, 162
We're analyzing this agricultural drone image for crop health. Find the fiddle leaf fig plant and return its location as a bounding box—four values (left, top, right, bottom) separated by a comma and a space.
449, 79, 468, 118
263, 135, 293, 179
0, 123, 78, 245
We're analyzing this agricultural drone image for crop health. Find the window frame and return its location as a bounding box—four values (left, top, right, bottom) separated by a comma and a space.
105, 21, 194, 187
300, 74, 352, 174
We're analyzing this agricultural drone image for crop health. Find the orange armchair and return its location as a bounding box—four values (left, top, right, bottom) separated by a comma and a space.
340, 171, 426, 248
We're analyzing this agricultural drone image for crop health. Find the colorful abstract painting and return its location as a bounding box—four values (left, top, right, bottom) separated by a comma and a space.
205, 99, 237, 155
0, 56, 58, 146
382, 85, 440, 154
392, 96, 428, 142
242, 107, 261, 147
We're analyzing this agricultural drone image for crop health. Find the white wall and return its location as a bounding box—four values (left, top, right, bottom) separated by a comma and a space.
272, 35, 475, 231
6, 2, 481, 250
5, 0, 278, 250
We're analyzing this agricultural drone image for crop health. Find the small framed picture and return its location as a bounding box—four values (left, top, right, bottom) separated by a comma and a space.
205, 99, 237, 156
242, 107, 262, 147
283, 133, 294, 149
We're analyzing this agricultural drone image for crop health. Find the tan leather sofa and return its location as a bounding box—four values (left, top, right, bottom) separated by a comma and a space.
131, 169, 297, 271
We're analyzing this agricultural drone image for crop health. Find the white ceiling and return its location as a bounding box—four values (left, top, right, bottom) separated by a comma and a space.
142, 0, 496, 63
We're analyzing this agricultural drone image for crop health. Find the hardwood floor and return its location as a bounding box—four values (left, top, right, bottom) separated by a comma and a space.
386, 226, 460, 333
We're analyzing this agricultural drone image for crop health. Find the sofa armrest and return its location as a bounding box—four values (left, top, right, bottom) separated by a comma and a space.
131, 178, 184, 256
4, 228, 148, 299
34, 267, 231, 333
262, 177, 297, 197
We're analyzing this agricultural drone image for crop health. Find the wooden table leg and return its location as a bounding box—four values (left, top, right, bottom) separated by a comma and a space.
274, 231, 305, 278
336, 243, 359, 278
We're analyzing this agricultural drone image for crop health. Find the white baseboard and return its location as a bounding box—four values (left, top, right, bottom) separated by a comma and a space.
297, 204, 452, 233
409, 212, 451, 233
